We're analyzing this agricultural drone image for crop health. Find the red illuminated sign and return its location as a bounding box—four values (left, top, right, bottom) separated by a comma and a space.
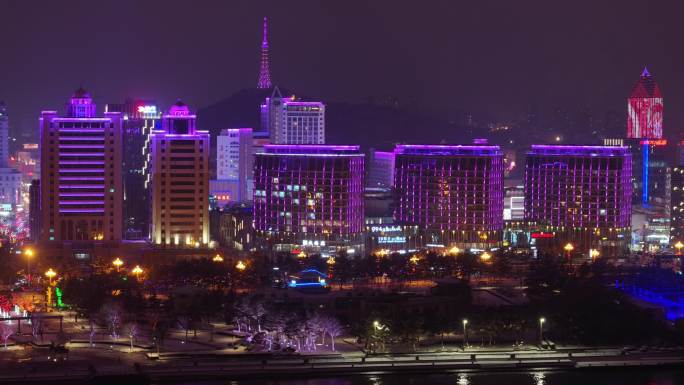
531, 232, 554, 239
640, 139, 667, 146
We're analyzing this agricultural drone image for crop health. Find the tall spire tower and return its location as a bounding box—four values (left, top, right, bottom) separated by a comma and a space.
257, 16, 273, 89
627, 67, 663, 139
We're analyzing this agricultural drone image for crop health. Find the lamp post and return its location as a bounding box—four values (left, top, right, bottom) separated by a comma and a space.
539, 317, 546, 344
24, 248, 34, 285
479, 252, 492, 262
675, 241, 683, 256
462, 319, 469, 348
236, 260, 246, 271
563, 243, 574, 257
44, 268, 56, 284
212, 254, 224, 263
112, 257, 124, 272
589, 249, 600, 261
131, 265, 144, 280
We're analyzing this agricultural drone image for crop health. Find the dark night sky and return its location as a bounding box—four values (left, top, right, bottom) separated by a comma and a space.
1, 0, 684, 139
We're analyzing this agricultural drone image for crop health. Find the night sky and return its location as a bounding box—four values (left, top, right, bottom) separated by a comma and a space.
1, 0, 684, 139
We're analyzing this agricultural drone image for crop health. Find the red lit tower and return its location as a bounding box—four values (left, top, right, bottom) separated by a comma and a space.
627, 68, 663, 139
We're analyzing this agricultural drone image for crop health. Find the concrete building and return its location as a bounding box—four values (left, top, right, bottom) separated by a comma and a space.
272, 101, 325, 145
215, 128, 253, 203
39, 88, 123, 243
393, 144, 504, 250
524, 145, 632, 257
29, 179, 40, 242
253, 145, 364, 255
149, 101, 210, 247
105, 99, 162, 239
367, 149, 395, 189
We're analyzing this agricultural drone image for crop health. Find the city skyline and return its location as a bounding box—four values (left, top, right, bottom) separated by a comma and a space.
2, 0, 684, 141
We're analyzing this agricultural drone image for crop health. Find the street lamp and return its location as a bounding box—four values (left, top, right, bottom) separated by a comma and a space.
131, 265, 144, 280
212, 254, 224, 263
44, 268, 56, 284
589, 249, 600, 260
24, 248, 34, 284
480, 252, 492, 262
326, 257, 336, 265
236, 260, 246, 271
112, 257, 124, 272
539, 317, 546, 344
448, 246, 461, 256
675, 241, 684, 255
462, 319, 469, 347
563, 243, 574, 258
409, 255, 420, 264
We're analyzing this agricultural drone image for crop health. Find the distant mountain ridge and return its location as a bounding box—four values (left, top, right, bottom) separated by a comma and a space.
196, 87, 470, 151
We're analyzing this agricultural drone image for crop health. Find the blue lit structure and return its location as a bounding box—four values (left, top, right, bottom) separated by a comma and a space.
288, 268, 328, 288
616, 269, 684, 321
642, 143, 649, 206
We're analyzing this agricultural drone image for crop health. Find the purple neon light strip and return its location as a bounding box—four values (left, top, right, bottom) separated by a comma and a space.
59, 185, 105, 189
59, 145, 105, 149
58, 129, 105, 133
60, 177, 105, 181
59, 209, 105, 213
58, 136, 105, 140
53, 118, 112, 122
59, 193, 104, 197
59, 153, 105, 157
265, 144, 358, 150
59, 169, 105, 173
59, 161, 105, 165
59, 201, 104, 205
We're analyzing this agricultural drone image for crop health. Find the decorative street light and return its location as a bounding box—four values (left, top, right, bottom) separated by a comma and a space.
448, 246, 461, 256
44, 268, 57, 284
24, 248, 34, 284
589, 249, 600, 260
131, 265, 144, 279
563, 243, 574, 258
462, 319, 469, 348
539, 317, 546, 344
479, 252, 492, 262
236, 260, 246, 271
212, 254, 224, 263
326, 257, 336, 265
112, 257, 124, 272
675, 241, 684, 255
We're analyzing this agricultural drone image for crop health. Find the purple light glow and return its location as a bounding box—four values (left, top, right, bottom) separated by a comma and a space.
59, 145, 105, 149
59, 193, 104, 197
59, 185, 105, 189
58, 169, 105, 173
395, 144, 502, 156
528, 145, 630, 157
59, 209, 105, 213
60, 177, 105, 181
59, 201, 104, 205
59, 161, 105, 165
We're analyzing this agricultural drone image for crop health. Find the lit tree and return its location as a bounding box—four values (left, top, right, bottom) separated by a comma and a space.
177, 315, 191, 343
125, 322, 138, 351
0, 322, 13, 349
102, 303, 123, 340
325, 316, 344, 351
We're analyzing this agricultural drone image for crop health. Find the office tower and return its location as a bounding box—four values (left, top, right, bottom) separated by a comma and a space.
671, 167, 684, 243
504, 184, 525, 221
0, 102, 21, 207
149, 100, 209, 246
253, 145, 364, 255
273, 101, 325, 144
39, 88, 123, 243
524, 145, 632, 256
260, 87, 283, 137
367, 149, 395, 189
29, 179, 40, 241
0, 101, 8, 168
627, 68, 663, 139
393, 144, 504, 249
257, 16, 272, 89
105, 100, 162, 239
214, 128, 253, 204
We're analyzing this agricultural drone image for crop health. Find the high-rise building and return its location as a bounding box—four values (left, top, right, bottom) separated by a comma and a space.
253, 145, 365, 255
257, 16, 272, 89
39, 88, 123, 243
671, 167, 684, 243
105, 100, 162, 239
273, 101, 325, 144
524, 145, 632, 256
0, 102, 21, 207
0, 101, 9, 168
215, 128, 253, 202
29, 179, 40, 241
260, 87, 283, 137
627, 68, 663, 139
393, 144, 504, 249
149, 101, 209, 246
367, 149, 395, 189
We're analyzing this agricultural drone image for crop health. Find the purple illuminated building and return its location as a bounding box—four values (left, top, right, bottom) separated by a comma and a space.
253, 145, 364, 255
39, 88, 123, 243
393, 144, 504, 249
149, 101, 210, 246
524, 145, 632, 256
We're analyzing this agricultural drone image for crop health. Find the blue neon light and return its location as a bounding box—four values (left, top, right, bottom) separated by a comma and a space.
642, 143, 649, 206
616, 281, 684, 321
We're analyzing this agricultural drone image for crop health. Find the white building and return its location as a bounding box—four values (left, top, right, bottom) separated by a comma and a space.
214, 128, 254, 204
275, 101, 325, 144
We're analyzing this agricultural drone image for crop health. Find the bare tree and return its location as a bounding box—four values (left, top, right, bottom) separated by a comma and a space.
88, 320, 97, 346
177, 315, 191, 343
30, 313, 44, 342
0, 323, 13, 349
101, 303, 123, 340
125, 322, 138, 351
325, 316, 344, 351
